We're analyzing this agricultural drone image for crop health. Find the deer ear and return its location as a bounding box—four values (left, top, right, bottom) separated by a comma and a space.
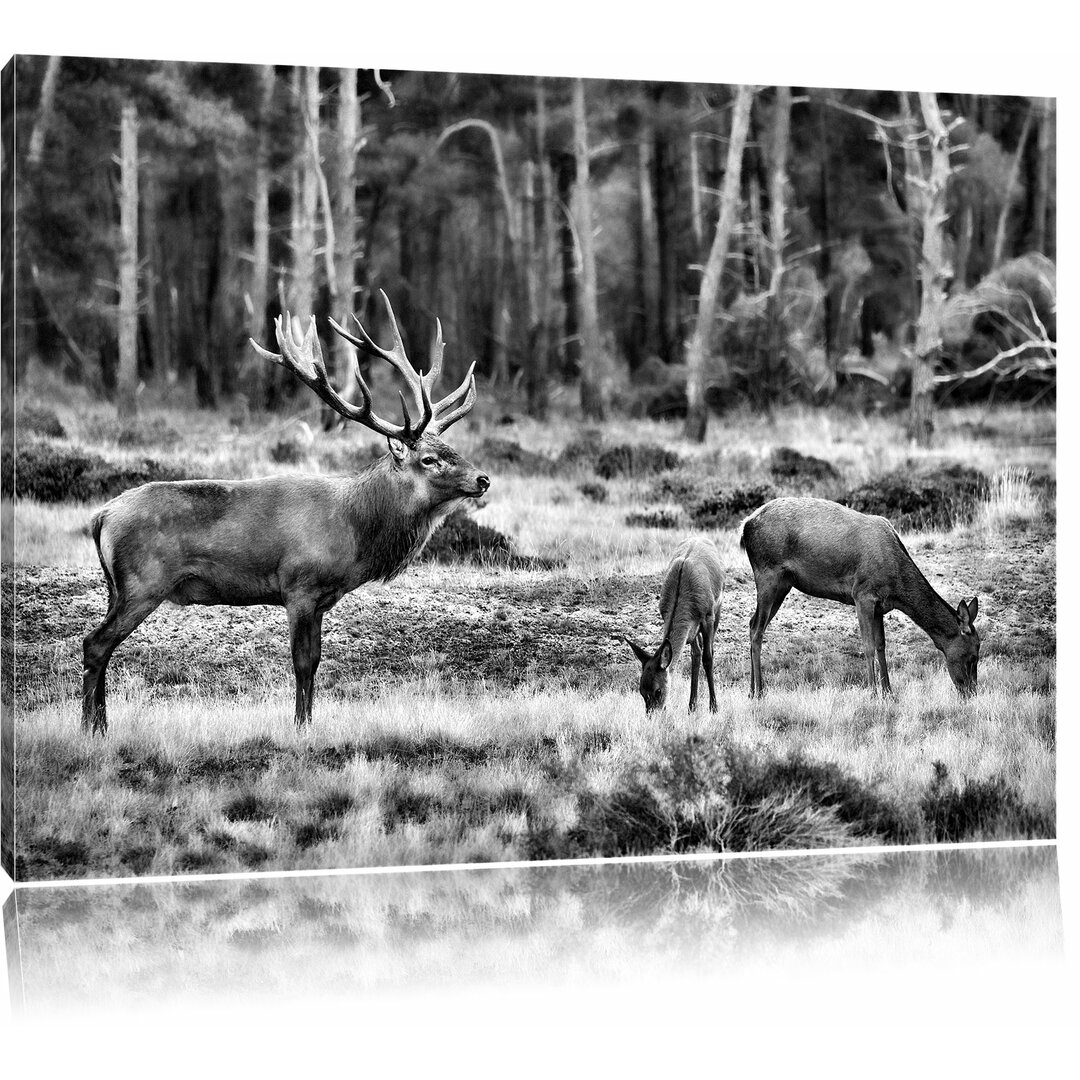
658, 640, 673, 671
387, 437, 407, 462
956, 597, 978, 632
626, 637, 651, 665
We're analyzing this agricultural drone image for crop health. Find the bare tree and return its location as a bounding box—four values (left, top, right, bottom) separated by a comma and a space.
117, 101, 139, 421
290, 67, 320, 327
902, 91, 953, 447
28, 56, 62, 169
573, 78, 607, 419
683, 84, 754, 442
991, 102, 1034, 270
765, 86, 792, 389
249, 64, 275, 405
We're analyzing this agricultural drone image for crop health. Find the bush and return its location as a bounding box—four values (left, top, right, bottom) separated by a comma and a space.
80, 415, 183, 449
269, 433, 310, 464
920, 761, 1054, 843
769, 446, 840, 485
556, 430, 605, 472
578, 481, 608, 503
16, 404, 67, 440
840, 463, 989, 531
625, 508, 684, 529
595, 443, 681, 480
476, 437, 557, 476
1, 440, 198, 503
563, 737, 906, 857
689, 484, 775, 529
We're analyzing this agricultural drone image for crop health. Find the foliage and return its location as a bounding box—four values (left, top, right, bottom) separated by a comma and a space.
476, 437, 558, 476
769, 446, 840, 484
595, 443, 681, 480
625, 508, 684, 530
689, 484, 777, 529
1, 439, 197, 502
15, 403, 66, 439
840, 463, 989, 531
920, 761, 1054, 842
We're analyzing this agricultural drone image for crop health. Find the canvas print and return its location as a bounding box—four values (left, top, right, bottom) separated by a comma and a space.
0, 59, 1056, 881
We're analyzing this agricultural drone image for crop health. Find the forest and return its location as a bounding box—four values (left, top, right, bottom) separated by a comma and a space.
1, 56, 1057, 879
3, 58, 1057, 434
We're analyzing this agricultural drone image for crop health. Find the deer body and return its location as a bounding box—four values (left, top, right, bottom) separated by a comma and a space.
83, 296, 487, 733
740, 497, 980, 697
627, 537, 725, 713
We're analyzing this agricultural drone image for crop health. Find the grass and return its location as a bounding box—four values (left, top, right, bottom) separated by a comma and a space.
4, 380, 1056, 878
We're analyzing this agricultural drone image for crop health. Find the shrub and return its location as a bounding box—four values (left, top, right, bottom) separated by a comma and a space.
920, 761, 1054, 842
689, 484, 775, 529
421, 508, 515, 565
81, 415, 183, 449
556, 430, 605, 471
1, 440, 197, 502
595, 443, 681, 480
625, 507, 684, 529
476, 437, 557, 476
16, 403, 67, 440
769, 446, 840, 485
841, 463, 989, 531
564, 737, 898, 857
317, 441, 382, 473
578, 481, 608, 503
269, 433, 310, 464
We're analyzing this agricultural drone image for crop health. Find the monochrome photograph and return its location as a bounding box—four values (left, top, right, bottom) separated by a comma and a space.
0, 53, 1056, 882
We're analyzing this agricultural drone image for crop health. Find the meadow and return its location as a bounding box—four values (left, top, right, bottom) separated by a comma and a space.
3, 377, 1057, 879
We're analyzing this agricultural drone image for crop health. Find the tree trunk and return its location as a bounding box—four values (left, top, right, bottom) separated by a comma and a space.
116, 102, 139, 421
906, 92, 952, 448
526, 78, 554, 419
556, 153, 579, 379
765, 86, 792, 393
652, 92, 682, 366
27, 56, 61, 169
683, 84, 754, 443
572, 79, 606, 420
329, 68, 359, 419
635, 118, 660, 368
1031, 97, 1052, 256
991, 103, 1033, 269
291, 67, 320, 328
250, 64, 274, 406
689, 128, 703, 254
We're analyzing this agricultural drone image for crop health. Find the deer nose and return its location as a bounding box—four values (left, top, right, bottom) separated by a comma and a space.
476, 474, 490, 493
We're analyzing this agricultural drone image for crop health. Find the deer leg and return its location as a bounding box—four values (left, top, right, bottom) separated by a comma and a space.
288, 604, 317, 727
689, 632, 702, 712
749, 572, 791, 698
855, 599, 880, 693
872, 607, 892, 695
306, 611, 324, 722
702, 616, 718, 713
82, 596, 159, 735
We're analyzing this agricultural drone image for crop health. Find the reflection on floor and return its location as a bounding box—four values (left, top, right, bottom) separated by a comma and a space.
4, 845, 1061, 1016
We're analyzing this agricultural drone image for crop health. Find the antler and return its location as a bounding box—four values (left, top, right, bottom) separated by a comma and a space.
251, 292, 478, 442
249, 312, 418, 442
328, 290, 477, 437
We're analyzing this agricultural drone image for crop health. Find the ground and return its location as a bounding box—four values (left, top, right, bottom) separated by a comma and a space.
2, 385, 1057, 879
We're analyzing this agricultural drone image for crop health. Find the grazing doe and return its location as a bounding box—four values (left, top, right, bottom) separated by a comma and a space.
627, 537, 725, 713
740, 497, 980, 697
82, 292, 489, 734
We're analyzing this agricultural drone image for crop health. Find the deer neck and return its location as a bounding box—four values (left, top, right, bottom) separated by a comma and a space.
892, 561, 960, 652
344, 458, 446, 583
660, 564, 696, 659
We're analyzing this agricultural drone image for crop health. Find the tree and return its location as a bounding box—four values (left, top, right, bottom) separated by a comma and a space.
683, 84, 754, 442
902, 91, 953, 447
572, 78, 607, 420
249, 64, 275, 406
116, 101, 139, 420
764, 86, 792, 393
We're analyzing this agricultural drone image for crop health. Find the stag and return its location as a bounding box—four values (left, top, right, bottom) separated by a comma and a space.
82, 293, 489, 733
626, 537, 725, 713
740, 497, 980, 698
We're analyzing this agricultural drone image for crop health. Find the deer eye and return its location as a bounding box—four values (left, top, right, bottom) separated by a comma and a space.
420, 455, 439, 468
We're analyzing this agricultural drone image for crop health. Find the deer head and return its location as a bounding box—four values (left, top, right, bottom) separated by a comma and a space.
250, 292, 488, 504
627, 637, 673, 712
